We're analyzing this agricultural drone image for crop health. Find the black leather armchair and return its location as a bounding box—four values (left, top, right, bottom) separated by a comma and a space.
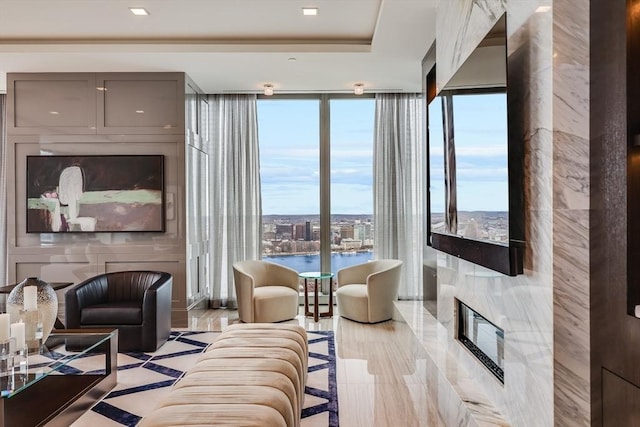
65, 271, 173, 352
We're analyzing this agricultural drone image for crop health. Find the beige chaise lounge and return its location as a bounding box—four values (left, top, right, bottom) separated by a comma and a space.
138, 323, 308, 427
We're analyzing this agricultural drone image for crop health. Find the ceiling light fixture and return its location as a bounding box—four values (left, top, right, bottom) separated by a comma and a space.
302, 7, 318, 16
354, 83, 364, 95
535, 5, 551, 13
129, 7, 150, 16
264, 84, 274, 96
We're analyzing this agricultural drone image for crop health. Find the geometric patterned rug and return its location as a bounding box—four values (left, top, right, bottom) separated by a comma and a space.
69, 330, 338, 427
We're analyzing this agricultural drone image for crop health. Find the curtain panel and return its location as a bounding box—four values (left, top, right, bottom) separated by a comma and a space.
0, 95, 6, 285
373, 93, 424, 299
208, 94, 262, 308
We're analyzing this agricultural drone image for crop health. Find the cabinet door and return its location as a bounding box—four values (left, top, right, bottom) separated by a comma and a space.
185, 82, 198, 138
198, 94, 210, 141
96, 73, 185, 134
7, 73, 97, 135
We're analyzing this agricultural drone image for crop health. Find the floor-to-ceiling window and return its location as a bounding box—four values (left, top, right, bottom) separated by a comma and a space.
257, 95, 374, 280
329, 98, 374, 272
258, 98, 321, 272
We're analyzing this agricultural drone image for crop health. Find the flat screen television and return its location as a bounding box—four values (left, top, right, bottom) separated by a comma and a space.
426, 14, 523, 276
26, 154, 165, 233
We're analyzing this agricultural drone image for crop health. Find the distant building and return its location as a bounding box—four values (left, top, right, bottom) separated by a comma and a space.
294, 224, 306, 240
341, 238, 362, 250
353, 223, 372, 242
305, 221, 311, 241
340, 225, 354, 239
275, 224, 293, 240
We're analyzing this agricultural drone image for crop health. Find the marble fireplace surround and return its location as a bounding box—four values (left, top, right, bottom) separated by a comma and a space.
417, 0, 590, 424
395, 301, 510, 426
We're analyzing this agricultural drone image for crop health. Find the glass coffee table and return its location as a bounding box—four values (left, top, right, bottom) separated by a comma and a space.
300, 271, 334, 322
0, 328, 117, 427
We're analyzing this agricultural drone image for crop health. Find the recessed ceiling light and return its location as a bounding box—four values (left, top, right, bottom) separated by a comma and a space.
129, 7, 150, 16
288, 57, 297, 62
302, 7, 318, 16
535, 6, 551, 13
49, 111, 59, 115
135, 110, 145, 114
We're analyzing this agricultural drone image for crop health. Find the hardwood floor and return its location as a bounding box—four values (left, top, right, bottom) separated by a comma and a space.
186, 306, 446, 427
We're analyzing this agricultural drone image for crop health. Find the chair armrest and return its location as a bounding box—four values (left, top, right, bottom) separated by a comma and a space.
366, 262, 403, 306
142, 274, 173, 316
337, 262, 371, 287
268, 264, 300, 292
141, 273, 173, 350
233, 266, 256, 322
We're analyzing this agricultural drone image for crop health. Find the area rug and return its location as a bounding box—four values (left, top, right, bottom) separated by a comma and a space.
67, 330, 338, 427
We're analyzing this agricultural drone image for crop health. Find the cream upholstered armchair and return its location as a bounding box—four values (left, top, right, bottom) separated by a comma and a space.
232, 260, 300, 323
336, 259, 403, 323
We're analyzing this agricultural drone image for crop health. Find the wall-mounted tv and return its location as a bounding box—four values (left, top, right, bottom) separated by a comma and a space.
426, 14, 524, 276
26, 155, 165, 233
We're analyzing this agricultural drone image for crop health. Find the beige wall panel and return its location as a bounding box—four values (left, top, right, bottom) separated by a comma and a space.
6, 73, 97, 135
12, 257, 96, 328
97, 73, 185, 135
10, 140, 183, 250
6, 71, 202, 331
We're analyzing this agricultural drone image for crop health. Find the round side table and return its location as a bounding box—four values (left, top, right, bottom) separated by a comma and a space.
299, 271, 334, 322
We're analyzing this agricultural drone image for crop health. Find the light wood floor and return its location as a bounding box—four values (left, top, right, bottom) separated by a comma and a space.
187, 306, 446, 427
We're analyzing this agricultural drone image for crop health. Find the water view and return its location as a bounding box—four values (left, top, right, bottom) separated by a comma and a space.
265, 251, 373, 274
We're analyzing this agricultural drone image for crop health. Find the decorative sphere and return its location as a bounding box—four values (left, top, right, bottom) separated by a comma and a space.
7, 277, 58, 342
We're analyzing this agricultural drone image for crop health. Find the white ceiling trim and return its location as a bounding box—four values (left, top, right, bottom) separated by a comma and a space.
0, 41, 371, 53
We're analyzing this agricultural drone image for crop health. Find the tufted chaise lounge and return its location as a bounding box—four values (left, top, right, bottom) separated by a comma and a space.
138, 323, 308, 427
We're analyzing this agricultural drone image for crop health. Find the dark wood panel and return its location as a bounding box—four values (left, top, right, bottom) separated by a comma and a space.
590, 0, 637, 424
603, 368, 640, 427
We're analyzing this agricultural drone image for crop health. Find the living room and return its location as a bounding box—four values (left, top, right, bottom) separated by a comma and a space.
0, 0, 636, 426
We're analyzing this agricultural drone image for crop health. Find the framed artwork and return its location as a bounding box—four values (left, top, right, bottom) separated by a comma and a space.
26, 155, 165, 233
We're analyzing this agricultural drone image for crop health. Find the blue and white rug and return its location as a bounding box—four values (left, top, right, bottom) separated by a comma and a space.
67, 330, 338, 427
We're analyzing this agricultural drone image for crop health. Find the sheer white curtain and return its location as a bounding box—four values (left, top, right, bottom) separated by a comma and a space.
0, 95, 6, 285
373, 93, 424, 299
208, 94, 262, 308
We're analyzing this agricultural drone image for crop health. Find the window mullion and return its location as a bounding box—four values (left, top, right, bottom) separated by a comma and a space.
319, 95, 331, 286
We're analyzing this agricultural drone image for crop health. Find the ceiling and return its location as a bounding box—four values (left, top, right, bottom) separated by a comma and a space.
0, 0, 438, 94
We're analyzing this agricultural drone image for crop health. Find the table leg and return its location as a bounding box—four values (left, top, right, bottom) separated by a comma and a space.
328, 278, 333, 317
304, 278, 310, 317
314, 278, 319, 322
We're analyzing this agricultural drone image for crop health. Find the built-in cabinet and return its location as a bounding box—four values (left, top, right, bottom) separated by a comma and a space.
5, 72, 209, 327
185, 77, 210, 309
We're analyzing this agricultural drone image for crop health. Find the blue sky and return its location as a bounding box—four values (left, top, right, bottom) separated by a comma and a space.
428, 92, 508, 213
258, 99, 375, 215
257, 93, 507, 216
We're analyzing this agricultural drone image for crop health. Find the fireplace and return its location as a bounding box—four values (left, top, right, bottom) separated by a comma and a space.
457, 300, 504, 383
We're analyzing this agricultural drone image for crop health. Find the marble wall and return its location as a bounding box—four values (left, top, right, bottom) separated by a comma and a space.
431, 0, 590, 425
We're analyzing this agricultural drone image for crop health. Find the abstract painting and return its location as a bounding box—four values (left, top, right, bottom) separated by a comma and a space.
26, 155, 164, 233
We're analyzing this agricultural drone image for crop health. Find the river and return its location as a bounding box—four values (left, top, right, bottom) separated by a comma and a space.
264, 251, 373, 274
